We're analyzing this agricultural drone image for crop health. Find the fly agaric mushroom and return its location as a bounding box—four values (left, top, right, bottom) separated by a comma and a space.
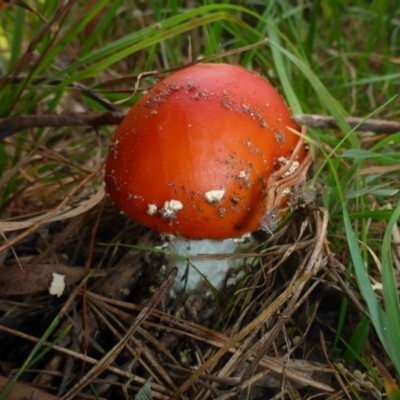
105, 63, 312, 294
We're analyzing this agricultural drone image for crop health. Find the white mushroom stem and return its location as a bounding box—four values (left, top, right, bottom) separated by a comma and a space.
166, 237, 253, 295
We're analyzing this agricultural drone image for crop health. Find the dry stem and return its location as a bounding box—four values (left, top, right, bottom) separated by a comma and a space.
1, 113, 400, 139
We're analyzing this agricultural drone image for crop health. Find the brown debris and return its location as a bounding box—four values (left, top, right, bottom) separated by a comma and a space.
0, 264, 85, 296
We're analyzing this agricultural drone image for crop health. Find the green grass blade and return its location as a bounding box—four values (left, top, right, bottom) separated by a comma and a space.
304, 0, 321, 61
342, 207, 393, 357
266, 39, 359, 149
381, 201, 400, 374
79, 1, 124, 57
342, 315, 370, 362
267, 24, 303, 114
8, 7, 25, 70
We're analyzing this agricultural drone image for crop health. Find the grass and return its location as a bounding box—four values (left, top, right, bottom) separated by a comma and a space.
0, 0, 399, 399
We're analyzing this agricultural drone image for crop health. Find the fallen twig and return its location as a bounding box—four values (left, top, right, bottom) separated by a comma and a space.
294, 114, 400, 134
1, 112, 399, 139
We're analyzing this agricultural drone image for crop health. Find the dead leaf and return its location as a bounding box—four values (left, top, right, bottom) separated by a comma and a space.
0, 375, 59, 400
0, 264, 85, 296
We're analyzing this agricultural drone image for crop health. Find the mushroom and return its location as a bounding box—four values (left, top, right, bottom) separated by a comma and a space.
105, 63, 312, 294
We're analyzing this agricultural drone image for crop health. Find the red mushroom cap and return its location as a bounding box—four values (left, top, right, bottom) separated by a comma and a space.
105, 63, 304, 240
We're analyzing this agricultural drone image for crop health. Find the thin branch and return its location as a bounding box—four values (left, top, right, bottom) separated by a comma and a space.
294, 114, 400, 134
0, 112, 125, 139
1, 112, 400, 140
